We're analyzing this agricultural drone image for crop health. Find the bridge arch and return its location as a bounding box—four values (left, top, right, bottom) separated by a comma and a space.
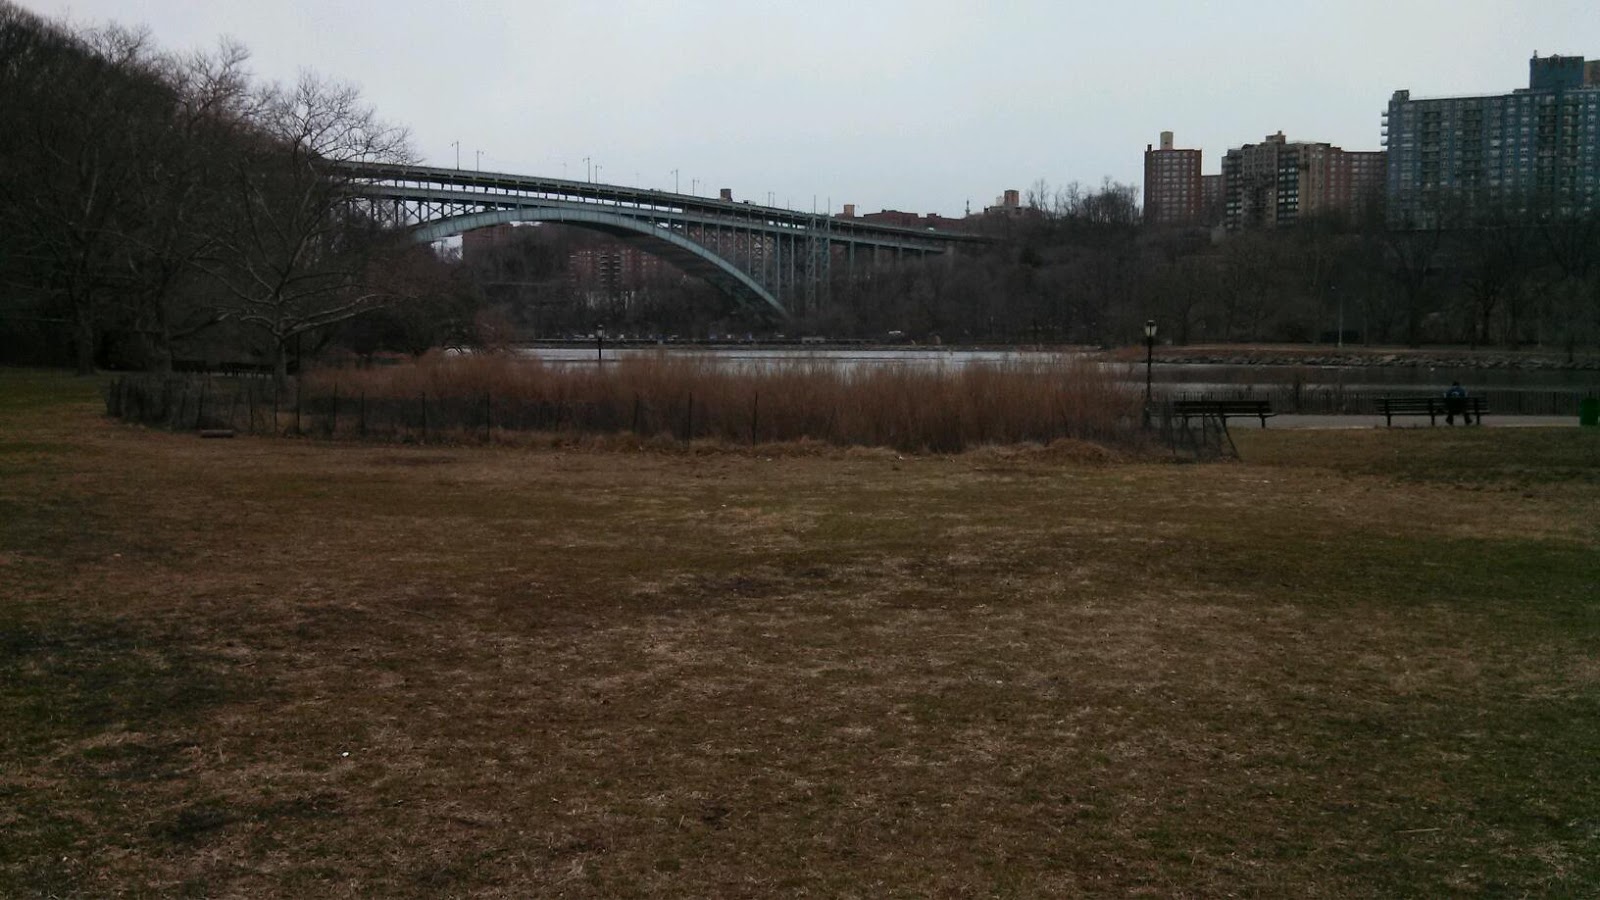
412, 207, 787, 319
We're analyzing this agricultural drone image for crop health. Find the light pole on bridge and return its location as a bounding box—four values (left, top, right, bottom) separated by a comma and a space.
451, 140, 460, 169
672, 169, 679, 193
475, 149, 483, 170
584, 157, 591, 182
594, 164, 602, 183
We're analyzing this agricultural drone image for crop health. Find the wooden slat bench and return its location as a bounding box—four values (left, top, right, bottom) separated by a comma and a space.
1377, 396, 1486, 427
1170, 399, 1276, 429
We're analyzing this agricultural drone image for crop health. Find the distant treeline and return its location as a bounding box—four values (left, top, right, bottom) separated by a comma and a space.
793, 181, 1600, 353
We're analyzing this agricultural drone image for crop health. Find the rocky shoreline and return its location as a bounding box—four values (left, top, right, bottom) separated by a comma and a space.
1150, 348, 1600, 371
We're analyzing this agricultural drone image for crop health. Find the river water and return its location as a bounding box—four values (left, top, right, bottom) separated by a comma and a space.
512, 345, 1599, 392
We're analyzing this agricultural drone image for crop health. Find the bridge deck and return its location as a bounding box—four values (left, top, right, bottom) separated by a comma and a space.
334, 161, 989, 247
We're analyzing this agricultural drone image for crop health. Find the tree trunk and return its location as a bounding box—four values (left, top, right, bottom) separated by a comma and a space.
1405, 288, 1425, 348
154, 343, 174, 376
75, 303, 96, 376
273, 339, 289, 390
151, 302, 175, 375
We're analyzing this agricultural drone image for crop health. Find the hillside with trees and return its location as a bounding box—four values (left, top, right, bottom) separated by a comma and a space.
0, 1, 440, 377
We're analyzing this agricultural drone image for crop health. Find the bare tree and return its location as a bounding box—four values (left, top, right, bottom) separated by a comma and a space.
111, 39, 256, 371
202, 71, 414, 383
1451, 206, 1538, 348
1378, 210, 1448, 348
1534, 208, 1600, 358
1080, 178, 1140, 229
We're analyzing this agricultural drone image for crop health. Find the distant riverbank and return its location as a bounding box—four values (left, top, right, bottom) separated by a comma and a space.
1140, 345, 1600, 372
523, 340, 1600, 372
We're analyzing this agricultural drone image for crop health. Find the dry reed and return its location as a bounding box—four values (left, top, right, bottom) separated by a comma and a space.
302, 351, 1142, 453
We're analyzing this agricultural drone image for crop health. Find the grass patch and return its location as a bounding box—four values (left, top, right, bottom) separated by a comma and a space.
0, 613, 247, 896
0, 367, 104, 413
1236, 426, 1600, 487
3, 367, 1599, 896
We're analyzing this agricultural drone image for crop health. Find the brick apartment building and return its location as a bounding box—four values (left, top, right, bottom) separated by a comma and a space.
460, 223, 518, 257
1222, 132, 1387, 230
1143, 131, 1205, 226
567, 245, 678, 298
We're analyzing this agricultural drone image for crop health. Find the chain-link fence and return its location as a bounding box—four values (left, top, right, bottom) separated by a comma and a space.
104, 373, 1145, 453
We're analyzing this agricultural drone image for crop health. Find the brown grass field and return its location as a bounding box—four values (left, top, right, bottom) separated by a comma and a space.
3, 368, 1599, 897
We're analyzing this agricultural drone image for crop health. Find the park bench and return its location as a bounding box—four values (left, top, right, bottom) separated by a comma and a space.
1170, 399, 1276, 429
1377, 396, 1486, 427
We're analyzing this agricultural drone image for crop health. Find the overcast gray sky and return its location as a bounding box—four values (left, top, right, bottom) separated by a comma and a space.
27, 0, 1600, 217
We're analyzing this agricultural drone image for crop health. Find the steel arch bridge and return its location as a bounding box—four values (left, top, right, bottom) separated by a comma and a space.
335, 161, 987, 319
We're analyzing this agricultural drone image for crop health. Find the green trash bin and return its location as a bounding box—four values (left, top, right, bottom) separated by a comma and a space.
1581, 398, 1600, 427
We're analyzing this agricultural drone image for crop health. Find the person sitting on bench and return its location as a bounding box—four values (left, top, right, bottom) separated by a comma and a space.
1444, 381, 1472, 425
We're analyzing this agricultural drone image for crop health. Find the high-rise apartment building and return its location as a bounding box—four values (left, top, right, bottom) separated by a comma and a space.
1384, 52, 1600, 225
1201, 174, 1224, 226
1222, 132, 1386, 230
1143, 131, 1204, 226
1331, 151, 1388, 221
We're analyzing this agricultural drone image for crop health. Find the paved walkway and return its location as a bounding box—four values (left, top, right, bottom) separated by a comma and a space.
1265, 414, 1581, 430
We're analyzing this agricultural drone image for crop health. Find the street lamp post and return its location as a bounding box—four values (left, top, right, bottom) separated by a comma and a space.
672, 169, 680, 193
1143, 319, 1157, 404
584, 157, 591, 182
1334, 284, 1344, 349
596, 325, 605, 366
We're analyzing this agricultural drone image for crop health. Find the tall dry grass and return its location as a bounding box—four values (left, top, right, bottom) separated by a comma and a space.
301, 351, 1141, 453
